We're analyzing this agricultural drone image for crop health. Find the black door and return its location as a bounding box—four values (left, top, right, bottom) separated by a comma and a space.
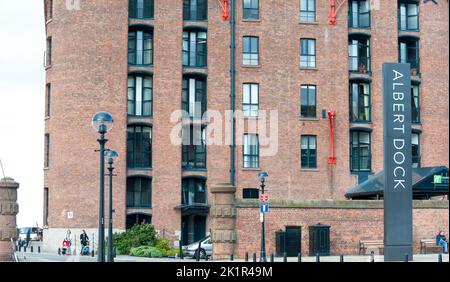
285, 226, 301, 257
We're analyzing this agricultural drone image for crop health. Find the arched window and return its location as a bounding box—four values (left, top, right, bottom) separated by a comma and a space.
182, 178, 207, 206
183, 28, 207, 68
127, 125, 152, 169
349, 80, 371, 122
128, 74, 153, 117
182, 125, 207, 169
126, 176, 152, 208
182, 75, 207, 118
128, 26, 153, 66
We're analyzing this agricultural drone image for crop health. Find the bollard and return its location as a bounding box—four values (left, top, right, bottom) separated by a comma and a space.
283, 252, 287, 262
230, 254, 234, 261
371, 251, 375, 262
179, 240, 183, 260
340, 254, 344, 263
24, 247, 27, 253
38, 246, 41, 254
316, 253, 320, 262
438, 254, 442, 263
253, 253, 256, 262
58, 248, 61, 255
404, 254, 409, 262
244, 252, 248, 262
270, 253, 274, 262
298, 253, 302, 263
91, 250, 94, 257
30, 246, 33, 253
18, 246, 21, 252
196, 241, 202, 262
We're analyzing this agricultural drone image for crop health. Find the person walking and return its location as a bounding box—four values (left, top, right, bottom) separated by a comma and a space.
80, 230, 90, 256
63, 230, 73, 255
436, 231, 449, 254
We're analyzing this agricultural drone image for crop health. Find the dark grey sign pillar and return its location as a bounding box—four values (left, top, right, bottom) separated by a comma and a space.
382, 63, 413, 261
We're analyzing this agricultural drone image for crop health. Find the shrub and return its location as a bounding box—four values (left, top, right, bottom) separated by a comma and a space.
113, 223, 157, 255
129, 246, 163, 258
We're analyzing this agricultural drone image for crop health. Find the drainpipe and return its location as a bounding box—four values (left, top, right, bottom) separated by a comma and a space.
230, 0, 236, 186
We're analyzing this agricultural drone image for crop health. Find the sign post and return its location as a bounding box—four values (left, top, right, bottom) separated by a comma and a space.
382, 63, 413, 261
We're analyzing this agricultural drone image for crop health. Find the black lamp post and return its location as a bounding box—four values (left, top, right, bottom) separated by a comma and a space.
258, 171, 268, 263
105, 149, 118, 263
92, 111, 114, 262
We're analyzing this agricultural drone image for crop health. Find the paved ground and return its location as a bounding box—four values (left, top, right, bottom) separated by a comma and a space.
16, 252, 448, 263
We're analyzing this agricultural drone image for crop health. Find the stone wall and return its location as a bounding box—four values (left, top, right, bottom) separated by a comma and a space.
0, 178, 19, 261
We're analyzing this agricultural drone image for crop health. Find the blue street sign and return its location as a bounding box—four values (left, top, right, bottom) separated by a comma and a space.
260, 202, 269, 213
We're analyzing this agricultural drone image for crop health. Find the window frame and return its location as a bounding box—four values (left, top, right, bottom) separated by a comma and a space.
183, 0, 208, 21
243, 134, 259, 168
182, 178, 207, 206
126, 176, 152, 208
46, 0, 53, 22
348, 0, 371, 29
300, 0, 316, 22
182, 125, 207, 170
46, 37, 52, 67
243, 188, 259, 199
300, 85, 317, 118
349, 81, 371, 123
243, 83, 259, 117
45, 84, 51, 118
399, 37, 420, 75
183, 29, 208, 68
411, 83, 420, 124
398, 1, 419, 31
411, 132, 420, 168
128, 75, 153, 117
44, 187, 49, 226
44, 134, 50, 168
350, 130, 372, 172
348, 35, 371, 73
301, 135, 317, 169
243, 36, 260, 66
129, 0, 155, 20
243, 0, 260, 20
127, 125, 153, 169
128, 28, 154, 66
182, 75, 207, 119
300, 38, 316, 68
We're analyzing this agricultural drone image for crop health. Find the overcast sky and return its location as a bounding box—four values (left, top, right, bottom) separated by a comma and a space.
0, 0, 45, 227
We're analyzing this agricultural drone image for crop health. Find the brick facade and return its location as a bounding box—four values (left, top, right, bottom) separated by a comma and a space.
42, 0, 448, 254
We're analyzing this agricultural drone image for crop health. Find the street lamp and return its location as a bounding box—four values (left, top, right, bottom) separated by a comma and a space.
105, 149, 118, 263
92, 111, 114, 262
258, 171, 268, 262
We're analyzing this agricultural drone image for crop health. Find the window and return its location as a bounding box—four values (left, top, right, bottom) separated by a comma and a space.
399, 37, 419, 75
183, 30, 207, 67
46, 37, 52, 66
44, 188, 49, 226
243, 36, 259, 66
126, 213, 152, 229
399, 1, 419, 31
243, 0, 259, 20
129, 0, 154, 19
243, 134, 259, 168
128, 28, 153, 65
412, 132, 420, 168
350, 81, 371, 122
300, 85, 316, 118
348, 35, 370, 73
243, 83, 259, 117
301, 135, 317, 169
126, 177, 152, 208
45, 84, 51, 117
350, 130, 371, 172
183, 0, 208, 21
349, 0, 370, 28
300, 0, 316, 22
411, 84, 420, 123
46, 0, 53, 21
127, 125, 152, 168
300, 39, 316, 68
128, 75, 153, 117
182, 178, 207, 205
44, 134, 50, 168
243, 188, 259, 199
182, 76, 207, 118
182, 125, 207, 169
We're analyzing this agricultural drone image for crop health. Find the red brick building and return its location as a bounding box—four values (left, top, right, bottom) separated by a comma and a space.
42, 0, 448, 255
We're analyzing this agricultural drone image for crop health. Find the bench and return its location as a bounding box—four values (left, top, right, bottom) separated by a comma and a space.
359, 240, 384, 255
420, 239, 444, 254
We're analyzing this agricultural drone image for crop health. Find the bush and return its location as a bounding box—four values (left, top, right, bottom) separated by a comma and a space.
113, 223, 157, 255
129, 246, 163, 258
163, 248, 180, 257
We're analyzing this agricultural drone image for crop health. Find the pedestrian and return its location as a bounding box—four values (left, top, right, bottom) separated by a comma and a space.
80, 230, 90, 256
62, 229, 73, 255
436, 231, 449, 254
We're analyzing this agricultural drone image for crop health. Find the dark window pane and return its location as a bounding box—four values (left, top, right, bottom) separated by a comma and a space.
243, 188, 259, 199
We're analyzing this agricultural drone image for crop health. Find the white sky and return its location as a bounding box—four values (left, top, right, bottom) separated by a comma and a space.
0, 0, 45, 227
